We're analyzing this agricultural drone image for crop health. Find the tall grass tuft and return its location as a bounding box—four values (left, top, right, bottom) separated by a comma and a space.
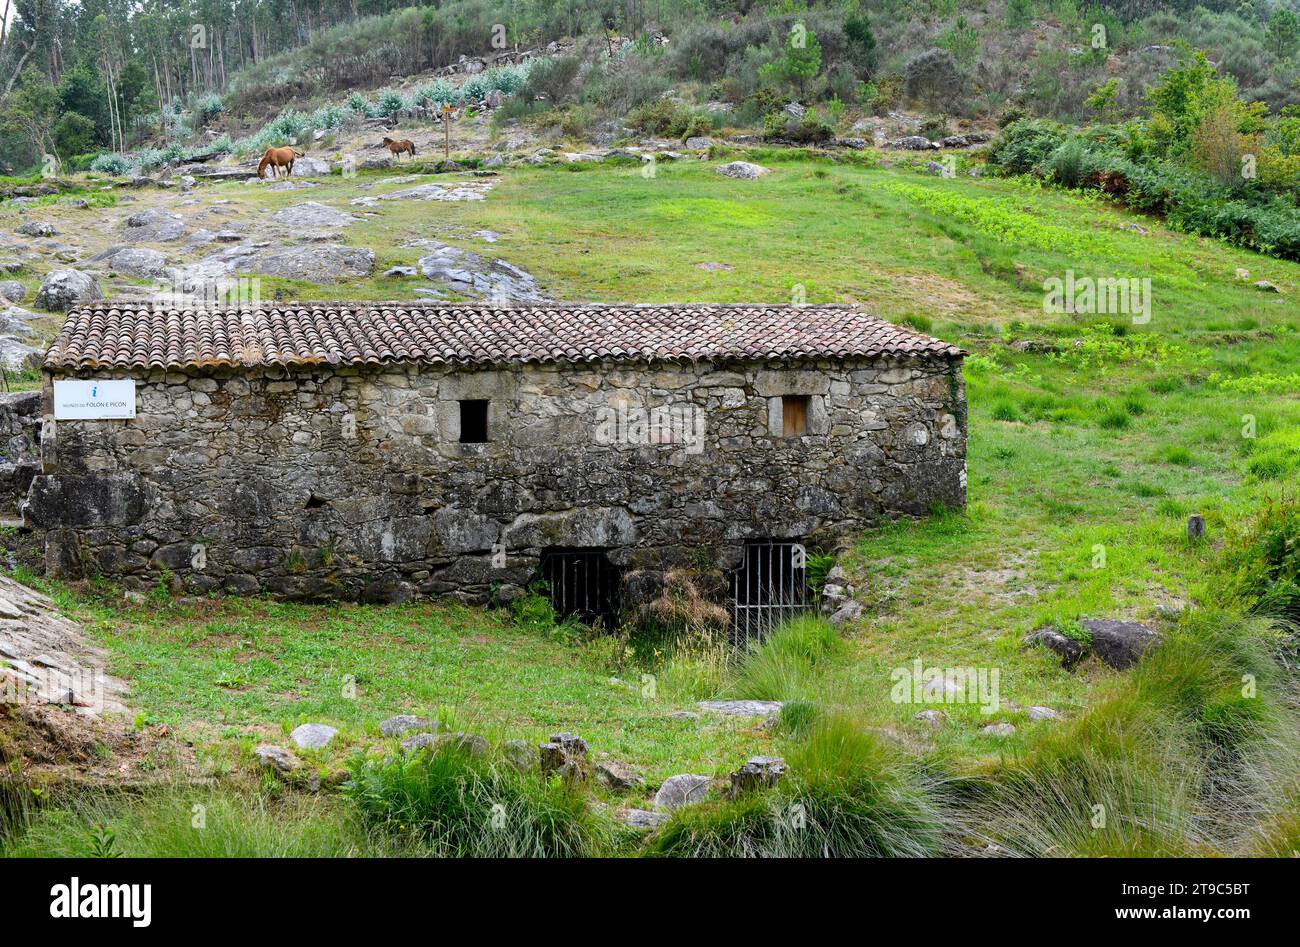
972, 609, 1291, 856
647, 714, 950, 857
2, 789, 364, 858
343, 741, 611, 857
724, 615, 842, 702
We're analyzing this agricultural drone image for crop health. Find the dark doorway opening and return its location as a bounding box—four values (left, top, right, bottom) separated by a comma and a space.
540, 548, 621, 631
730, 539, 809, 644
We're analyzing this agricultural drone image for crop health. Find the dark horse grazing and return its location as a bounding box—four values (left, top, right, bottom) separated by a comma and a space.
380, 137, 416, 159
258, 146, 304, 178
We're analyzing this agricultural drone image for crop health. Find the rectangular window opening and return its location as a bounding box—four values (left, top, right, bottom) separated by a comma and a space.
459, 399, 489, 443
782, 395, 809, 437
730, 540, 809, 645
539, 548, 621, 632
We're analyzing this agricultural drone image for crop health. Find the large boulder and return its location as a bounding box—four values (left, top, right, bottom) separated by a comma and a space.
258, 244, 374, 282
35, 269, 101, 312
293, 156, 332, 176
539, 732, 589, 781
417, 241, 546, 302
1024, 620, 1161, 671
1082, 619, 1161, 670
268, 201, 357, 229
95, 246, 169, 279
0, 281, 25, 304
653, 774, 712, 811
123, 208, 186, 243
15, 220, 56, 237
716, 161, 772, 180
698, 699, 783, 718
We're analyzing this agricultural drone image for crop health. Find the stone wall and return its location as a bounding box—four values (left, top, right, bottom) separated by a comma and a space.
0, 390, 40, 516
25, 356, 966, 603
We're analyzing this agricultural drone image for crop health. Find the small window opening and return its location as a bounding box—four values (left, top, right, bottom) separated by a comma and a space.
730, 540, 809, 644
782, 395, 809, 437
459, 399, 489, 443
304, 493, 328, 510
540, 548, 621, 632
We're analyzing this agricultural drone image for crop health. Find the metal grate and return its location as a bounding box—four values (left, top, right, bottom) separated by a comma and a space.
540, 549, 621, 632
730, 540, 809, 645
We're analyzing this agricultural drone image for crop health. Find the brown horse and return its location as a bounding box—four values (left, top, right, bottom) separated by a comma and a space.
381, 137, 416, 159
257, 146, 305, 178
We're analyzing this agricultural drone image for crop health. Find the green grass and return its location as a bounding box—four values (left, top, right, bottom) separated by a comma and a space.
7, 146, 1300, 856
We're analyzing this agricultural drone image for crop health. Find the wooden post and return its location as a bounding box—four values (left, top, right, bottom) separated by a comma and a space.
442, 104, 451, 161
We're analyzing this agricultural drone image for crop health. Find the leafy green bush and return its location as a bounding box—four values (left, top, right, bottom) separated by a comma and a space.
1219, 500, 1300, 620
626, 98, 711, 140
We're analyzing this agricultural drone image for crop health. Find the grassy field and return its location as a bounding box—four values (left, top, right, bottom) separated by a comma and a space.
4, 146, 1300, 856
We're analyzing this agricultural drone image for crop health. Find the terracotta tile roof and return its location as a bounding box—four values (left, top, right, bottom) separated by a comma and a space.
44, 303, 963, 371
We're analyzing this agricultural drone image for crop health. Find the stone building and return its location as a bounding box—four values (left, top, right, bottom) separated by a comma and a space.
25, 302, 966, 626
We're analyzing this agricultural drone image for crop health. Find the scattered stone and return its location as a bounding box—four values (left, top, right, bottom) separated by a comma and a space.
1081, 619, 1161, 671
696, 262, 733, 272
668, 710, 700, 721
471, 229, 500, 243
290, 723, 338, 749
268, 201, 357, 229
684, 136, 711, 149
0, 281, 25, 303
1187, 513, 1205, 541
501, 739, 538, 772
1027, 706, 1060, 721
1254, 280, 1280, 293
595, 760, 646, 790
827, 599, 864, 627
16, 221, 56, 237
726, 755, 787, 798
255, 744, 298, 774
981, 723, 1016, 737
384, 266, 418, 277
35, 269, 101, 311
698, 699, 784, 718
623, 808, 670, 830
914, 709, 946, 727
379, 714, 438, 737
716, 161, 772, 180
539, 732, 589, 781
1234, 267, 1250, 280
888, 135, 939, 150
1022, 627, 1087, 669
653, 774, 712, 811
400, 731, 442, 752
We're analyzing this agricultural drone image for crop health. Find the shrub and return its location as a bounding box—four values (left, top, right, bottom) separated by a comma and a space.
524, 55, 581, 105
904, 48, 962, 107
626, 98, 710, 140
375, 87, 407, 118
343, 742, 609, 857
197, 93, 225, 121
88, 153, 133, 176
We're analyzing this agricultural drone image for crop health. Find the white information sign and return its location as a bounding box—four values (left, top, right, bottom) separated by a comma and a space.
52, 380, 137, 420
